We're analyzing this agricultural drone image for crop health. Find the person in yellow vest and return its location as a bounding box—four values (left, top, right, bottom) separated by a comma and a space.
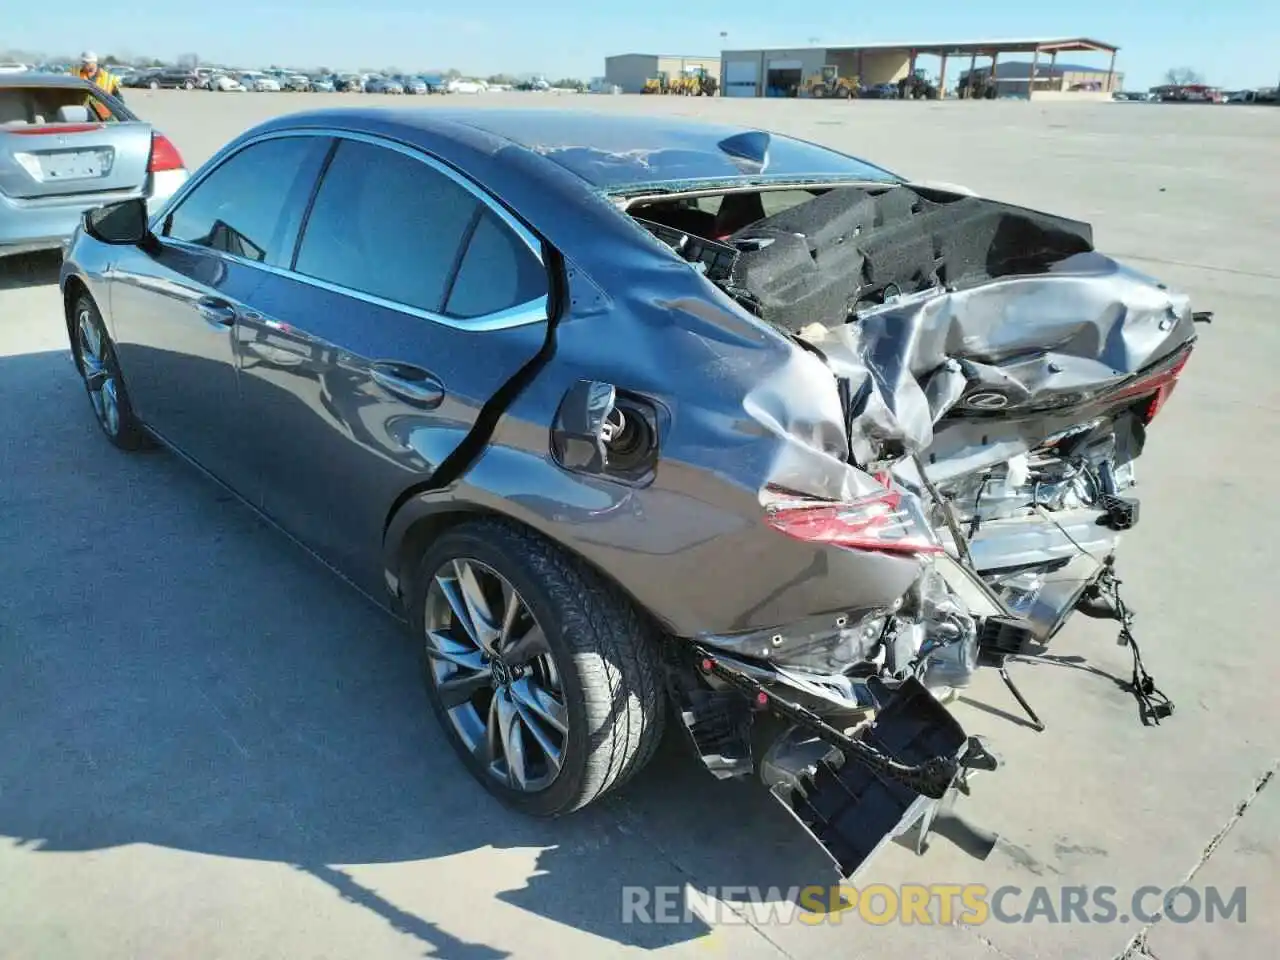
72, 52, 124, 119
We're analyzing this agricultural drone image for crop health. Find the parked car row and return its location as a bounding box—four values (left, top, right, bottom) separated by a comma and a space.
11, 62, 565, 97
1113, 86, 1278, 104
110, 66, 483, 95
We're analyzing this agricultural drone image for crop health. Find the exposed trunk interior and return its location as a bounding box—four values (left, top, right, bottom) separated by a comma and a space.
627, 183, 1095, 332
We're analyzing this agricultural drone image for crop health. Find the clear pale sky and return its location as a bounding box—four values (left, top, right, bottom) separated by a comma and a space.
5, 2, 1276, 89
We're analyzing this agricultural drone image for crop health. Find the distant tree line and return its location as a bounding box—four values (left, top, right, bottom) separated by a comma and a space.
1163, 66, 1205, 85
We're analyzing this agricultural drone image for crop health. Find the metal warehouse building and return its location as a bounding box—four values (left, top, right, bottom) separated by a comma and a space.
959, 60, 1124, 97
604, 53, 721, 94
719, 37, 1120, 99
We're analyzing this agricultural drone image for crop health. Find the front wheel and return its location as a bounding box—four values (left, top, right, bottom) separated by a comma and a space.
410, 519, 667, 817
71, 294, 150, 451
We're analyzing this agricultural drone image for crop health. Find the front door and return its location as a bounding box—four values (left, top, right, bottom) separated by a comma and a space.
233, 135, 551, 594
108, 134, 331, 495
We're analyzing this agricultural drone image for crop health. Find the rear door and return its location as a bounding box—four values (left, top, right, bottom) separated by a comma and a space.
0, 89, 151, 200
235, 134, 551, 594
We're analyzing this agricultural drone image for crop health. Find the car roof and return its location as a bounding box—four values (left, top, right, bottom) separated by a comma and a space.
259, 107, 901, 191
0, 73, 94, 90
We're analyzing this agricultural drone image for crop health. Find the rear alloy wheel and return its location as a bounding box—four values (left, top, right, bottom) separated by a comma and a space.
412, 520, 666, 817
72, 295, 149, 451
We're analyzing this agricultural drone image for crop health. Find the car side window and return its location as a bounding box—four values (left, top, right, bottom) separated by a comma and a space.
293, 139, 479, 314
163, 136, 330, 267
445, 209, 546, 318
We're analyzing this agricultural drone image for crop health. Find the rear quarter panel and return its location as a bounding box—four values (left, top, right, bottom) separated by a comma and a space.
387, 265, 924, 639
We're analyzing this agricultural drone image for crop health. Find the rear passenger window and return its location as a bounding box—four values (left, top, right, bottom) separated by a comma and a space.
164, 136, 328, 266
294, 139, 479, 313
445, 210, 546, 318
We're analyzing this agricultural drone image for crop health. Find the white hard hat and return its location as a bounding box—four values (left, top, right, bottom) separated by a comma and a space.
80, 51, 98, 63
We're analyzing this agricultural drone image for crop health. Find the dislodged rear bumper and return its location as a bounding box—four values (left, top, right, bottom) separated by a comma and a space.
673, 648, 999, 880
765, 691, 999, 880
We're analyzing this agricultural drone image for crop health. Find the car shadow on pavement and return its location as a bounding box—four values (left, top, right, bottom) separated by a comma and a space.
0, 348, 859, 956
0, 251, 62, 291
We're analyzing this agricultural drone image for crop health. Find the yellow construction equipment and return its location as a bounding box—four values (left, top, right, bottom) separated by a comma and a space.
807, 65, 859, 99
652, 66, 718, 96
685, 66, 718, 96
642, 74, 668, 94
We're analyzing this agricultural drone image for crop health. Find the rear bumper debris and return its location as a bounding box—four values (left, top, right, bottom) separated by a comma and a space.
673, 645, 999, 879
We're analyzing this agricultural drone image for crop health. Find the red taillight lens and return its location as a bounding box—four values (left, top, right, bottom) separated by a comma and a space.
1143, 378, 1182, 424
763, 487, 944, 556
1109, 347, 1193, 425
148, 132, 184, 173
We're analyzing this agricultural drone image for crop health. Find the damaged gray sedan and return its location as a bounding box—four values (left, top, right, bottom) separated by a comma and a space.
60, 109, 1201, 879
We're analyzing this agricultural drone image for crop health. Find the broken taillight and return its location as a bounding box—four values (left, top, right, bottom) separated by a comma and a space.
1108, 345, 1193, 425
763, 486, 944, 556
148, 132, 185, 173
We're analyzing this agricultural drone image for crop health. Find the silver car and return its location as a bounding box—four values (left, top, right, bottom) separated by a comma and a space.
0, 74, 188, 257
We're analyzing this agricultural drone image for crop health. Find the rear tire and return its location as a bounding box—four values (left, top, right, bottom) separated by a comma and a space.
409, 519, 667, 817
70, 294, 150, 451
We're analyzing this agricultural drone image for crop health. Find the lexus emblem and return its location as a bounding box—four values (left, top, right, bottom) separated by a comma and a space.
964, 391, 1010, 410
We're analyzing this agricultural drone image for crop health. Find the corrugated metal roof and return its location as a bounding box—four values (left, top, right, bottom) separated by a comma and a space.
605, 53, 720, 60
733, 37, 1118, 54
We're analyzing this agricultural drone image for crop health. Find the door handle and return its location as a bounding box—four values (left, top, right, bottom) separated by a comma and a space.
370, 362, 445, 408
195, 297, 237, 328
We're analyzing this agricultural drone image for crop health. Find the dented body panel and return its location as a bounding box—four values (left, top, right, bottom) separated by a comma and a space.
383, 268, 925, 639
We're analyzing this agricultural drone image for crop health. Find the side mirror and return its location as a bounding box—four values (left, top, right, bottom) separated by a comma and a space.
84, 197, 151, 246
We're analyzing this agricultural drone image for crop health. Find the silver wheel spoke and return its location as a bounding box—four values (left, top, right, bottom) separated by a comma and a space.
472, 714, 495, 768
79, 311, 101, 359
436, 669, 491, 710
499, 580, 521, 645
504, 624, 549, 667
510, 676, 569, 737
77, 311, 121, 435
491, 692, 530, 789
513, 707, 563, 777
454, 560, 501, 654
435, 574, 481, 649
102, 380, 120, 435
425, 630, 485, 670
